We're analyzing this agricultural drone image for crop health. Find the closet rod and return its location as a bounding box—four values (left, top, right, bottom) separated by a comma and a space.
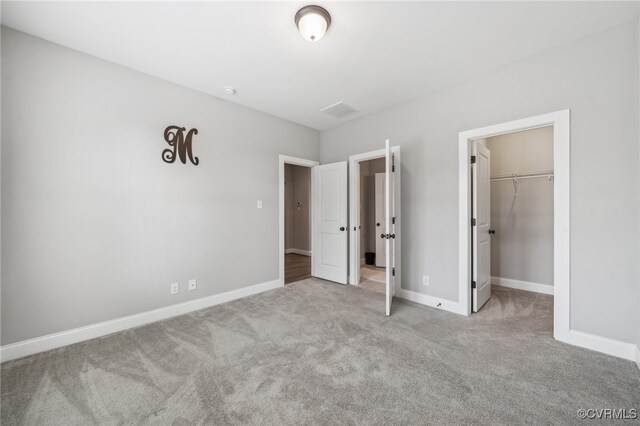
490, 170, 554, 182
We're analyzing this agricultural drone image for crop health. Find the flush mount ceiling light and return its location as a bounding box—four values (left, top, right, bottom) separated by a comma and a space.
295, 5, 331, 42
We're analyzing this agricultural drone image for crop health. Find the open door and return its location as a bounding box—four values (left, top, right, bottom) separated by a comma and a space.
385, 140, 397, 316
472, 141, 491, 312
312, 161, 348, 284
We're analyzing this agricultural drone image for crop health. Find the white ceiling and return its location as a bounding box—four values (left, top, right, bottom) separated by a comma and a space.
2, 1, 638, 130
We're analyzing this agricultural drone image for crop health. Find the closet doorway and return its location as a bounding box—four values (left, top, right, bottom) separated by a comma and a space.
470, 127, 554, 311
458, 110, 570, 342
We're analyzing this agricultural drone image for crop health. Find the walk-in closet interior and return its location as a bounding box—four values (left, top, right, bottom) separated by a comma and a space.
484, 126, 554, 298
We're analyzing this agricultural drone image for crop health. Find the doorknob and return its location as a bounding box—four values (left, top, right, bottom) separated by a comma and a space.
340, 227, 345, 231
489, 229, 496, 235
376, 223, 380, 226
380, 233, 386, 239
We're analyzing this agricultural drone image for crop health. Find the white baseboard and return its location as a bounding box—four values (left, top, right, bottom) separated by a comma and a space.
395, 288, 465, 315
0, 279, 282, 363
491, 276, 554, 295
561, 329, 637, 361
284, 248, 311, 256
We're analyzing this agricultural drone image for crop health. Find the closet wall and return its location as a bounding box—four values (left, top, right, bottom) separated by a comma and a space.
284, 164, 311, 253
486, 126, 554, 286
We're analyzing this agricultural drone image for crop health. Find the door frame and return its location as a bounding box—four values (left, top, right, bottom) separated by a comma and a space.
348, 146, 401, 288
279, 155, 319, 286
458, 110, 570, 342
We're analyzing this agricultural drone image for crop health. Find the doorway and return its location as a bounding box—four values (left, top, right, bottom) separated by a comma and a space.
358, 157, 387, 294
458, 110, 570, 342
284, 163, 312, 284
278, 155, 349, 287
279, 155, 318, 286
349, 141, 401, 315
469, 127, 554, 312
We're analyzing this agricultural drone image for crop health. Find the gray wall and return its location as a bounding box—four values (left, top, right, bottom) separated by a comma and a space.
487, 127, 554, 285
284, 164, 310, 252
1, 28, 320, 345
321, 21, 639, 344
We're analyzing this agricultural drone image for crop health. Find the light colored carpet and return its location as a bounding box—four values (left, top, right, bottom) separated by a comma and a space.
1, 280, 639, 425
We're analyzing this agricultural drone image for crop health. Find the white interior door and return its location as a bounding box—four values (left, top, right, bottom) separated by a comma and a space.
374, 173, 386, 267
312, 161, 348, 284
385, 140, 397, 316
472, 141, 491, 312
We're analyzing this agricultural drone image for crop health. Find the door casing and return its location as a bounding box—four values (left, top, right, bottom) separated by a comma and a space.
458, 110, 570, 343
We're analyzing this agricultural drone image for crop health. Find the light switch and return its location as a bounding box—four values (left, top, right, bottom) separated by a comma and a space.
257, 200, 263, 209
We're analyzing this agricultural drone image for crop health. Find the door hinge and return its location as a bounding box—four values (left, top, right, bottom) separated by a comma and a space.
470, 155, 476, 164
471, 280, 477, 289
392, 217, 396, 224
471, 218, 476, 226
392, 267, 396, 277
392, 164, 395, 172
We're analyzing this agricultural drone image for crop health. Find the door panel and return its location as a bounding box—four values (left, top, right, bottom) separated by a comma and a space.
375, 173, 386, 267
472, 142, 491, 312
312, 162, 348, 284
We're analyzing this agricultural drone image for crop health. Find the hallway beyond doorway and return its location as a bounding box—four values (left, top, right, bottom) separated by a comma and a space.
285, 253, 311, 284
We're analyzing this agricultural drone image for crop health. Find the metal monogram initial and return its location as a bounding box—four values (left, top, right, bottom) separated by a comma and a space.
162, 126, 199, 165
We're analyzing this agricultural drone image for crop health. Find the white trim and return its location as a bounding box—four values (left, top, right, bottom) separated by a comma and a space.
279, 155, 319, 286
564, 330, 637, 361
458, 110, 571, 346
348, 146, 401, 290
635, 345, 640, 370
0, 279, 281, 363
284, 248, 311, 256
491, 276, 554, 295
395, 288, 464, 315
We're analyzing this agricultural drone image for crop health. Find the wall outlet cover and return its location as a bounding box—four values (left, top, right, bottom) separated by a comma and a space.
170, 282, 179, 294
188, 279, 197, 291
423, 276, 430, 286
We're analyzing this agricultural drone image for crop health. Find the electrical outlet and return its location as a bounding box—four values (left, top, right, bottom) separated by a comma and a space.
188, 279, 197, 291
170, 282, 179, 295
257, 200, 263, 209
423, 275, 430, 286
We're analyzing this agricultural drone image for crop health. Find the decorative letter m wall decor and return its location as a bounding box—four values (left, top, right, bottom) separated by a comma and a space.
162, 126, 199, 165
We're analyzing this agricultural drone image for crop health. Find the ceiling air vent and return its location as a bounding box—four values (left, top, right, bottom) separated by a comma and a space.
321, 101, 359, 119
